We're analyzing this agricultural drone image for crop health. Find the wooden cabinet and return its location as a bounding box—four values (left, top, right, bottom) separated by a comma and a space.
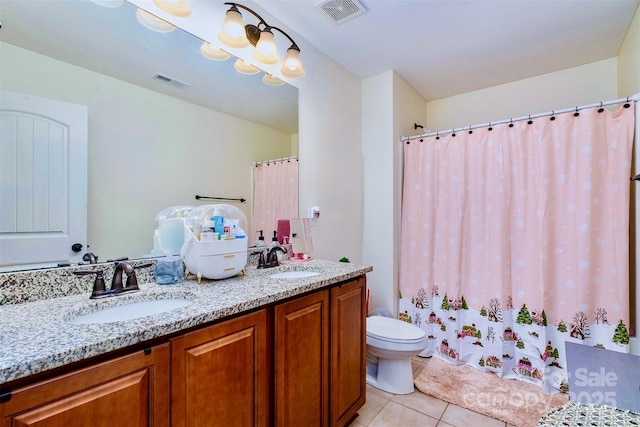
273, 277, 367, 427
0, 344, 170, 427
1, 275, 366, 427
274, 289, 329, 426
330, 277, 366, 426
170, 309, 268, 427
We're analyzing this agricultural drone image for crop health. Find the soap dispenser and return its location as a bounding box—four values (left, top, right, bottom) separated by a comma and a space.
269, 231, 278, 248
256, 230, 265, 247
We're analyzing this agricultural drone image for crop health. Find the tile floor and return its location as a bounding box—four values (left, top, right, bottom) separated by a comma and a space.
352, 356, 517, 427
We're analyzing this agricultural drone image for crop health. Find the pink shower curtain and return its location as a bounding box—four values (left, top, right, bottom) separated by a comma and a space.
399, 104, 636, 394
252, 159, 298, 245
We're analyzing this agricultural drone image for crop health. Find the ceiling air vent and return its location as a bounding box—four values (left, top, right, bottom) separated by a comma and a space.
153, 73, 189, 88
316, 0, 367, 25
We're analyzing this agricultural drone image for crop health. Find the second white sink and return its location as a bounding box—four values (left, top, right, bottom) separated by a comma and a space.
269, 270, 321, 279
69, 298, 193, 325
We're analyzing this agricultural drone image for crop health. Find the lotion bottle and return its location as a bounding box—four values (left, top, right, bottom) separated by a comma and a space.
269, 231, 278, 249
256, 230, 265, 247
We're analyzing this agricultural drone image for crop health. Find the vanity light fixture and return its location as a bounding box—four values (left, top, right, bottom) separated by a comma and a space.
153, 0, 192, 17
262, 73, 285, 86
90, 0, 124, 7
234, 58, 261, 75
218, 2, 305, 78
136, 8, 176, 33
200, 42, 231, 61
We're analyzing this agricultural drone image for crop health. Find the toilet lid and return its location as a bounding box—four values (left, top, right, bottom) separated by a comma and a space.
366, 316, 426, 343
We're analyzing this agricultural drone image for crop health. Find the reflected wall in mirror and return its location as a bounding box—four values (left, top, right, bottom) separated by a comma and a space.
0, 0, 299, 271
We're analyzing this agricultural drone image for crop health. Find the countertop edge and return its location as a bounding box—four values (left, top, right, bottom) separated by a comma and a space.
0, 260, 372, 385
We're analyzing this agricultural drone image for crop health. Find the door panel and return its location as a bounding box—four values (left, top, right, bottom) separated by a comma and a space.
0, 90, 87, 268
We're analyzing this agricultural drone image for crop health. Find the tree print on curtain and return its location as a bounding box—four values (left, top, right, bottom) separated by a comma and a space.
399, 104, 635, 394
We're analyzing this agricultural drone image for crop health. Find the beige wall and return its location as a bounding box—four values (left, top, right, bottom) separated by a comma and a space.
295, 47, 364, 263
0, 42, 293, 261
426, 58, 619, 132
362, 71, 394, 314
618, 3, 640, 97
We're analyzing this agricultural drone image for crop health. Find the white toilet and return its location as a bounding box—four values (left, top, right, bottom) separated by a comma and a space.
366, 316, 428, 394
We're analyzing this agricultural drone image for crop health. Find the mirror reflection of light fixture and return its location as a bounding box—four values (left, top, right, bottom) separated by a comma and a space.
200, 42, 231, 61
262, 73, 285, 86
153, 0, 192, 17
90, 0, 124, 7
234, 58, 260, 75
218, 2, 305, 78
136, 8, 176, 33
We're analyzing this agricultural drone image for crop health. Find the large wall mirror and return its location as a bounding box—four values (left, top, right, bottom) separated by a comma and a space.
0, 0, 299, 271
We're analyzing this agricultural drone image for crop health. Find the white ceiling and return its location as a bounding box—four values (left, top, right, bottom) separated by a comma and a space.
257, 0, 639, 101
1, 0, 638, 136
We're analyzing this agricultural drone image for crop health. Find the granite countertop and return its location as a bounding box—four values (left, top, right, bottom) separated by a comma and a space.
0, 259, 372, 385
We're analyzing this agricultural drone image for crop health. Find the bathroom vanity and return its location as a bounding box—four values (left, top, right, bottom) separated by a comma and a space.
0, 259, 372, 426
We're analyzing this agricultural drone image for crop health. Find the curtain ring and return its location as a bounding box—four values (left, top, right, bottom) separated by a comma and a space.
436, 132, 439, 140
488, 122, 493, 131
624, 97, 631, 108
527, 115, 533, 125
550, 110, 556, 121
573, 106, 580, 117
598, 102, 604, 113
468, 125, 473, 134
508, 118, 514, 128
451, 128, 456, 137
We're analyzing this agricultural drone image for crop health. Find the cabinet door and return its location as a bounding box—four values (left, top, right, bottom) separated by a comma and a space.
171, 309, 268, 427
330, 278, 366, 426
274, 290, 329, 427
1, 344, 170, 427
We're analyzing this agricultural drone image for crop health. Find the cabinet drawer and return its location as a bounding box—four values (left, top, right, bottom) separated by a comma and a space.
1, 344, 170, 427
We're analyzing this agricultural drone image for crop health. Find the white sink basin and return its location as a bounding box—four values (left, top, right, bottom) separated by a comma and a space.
69, 299, 193, 325
269, 270, 321, 279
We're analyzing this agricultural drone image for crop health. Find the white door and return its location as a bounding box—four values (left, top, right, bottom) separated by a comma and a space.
0, 90, 88, 269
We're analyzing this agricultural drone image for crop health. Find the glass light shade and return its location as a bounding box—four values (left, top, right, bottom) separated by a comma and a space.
200, 42, 231, 61
153, 0, 192, 17
136, 8, 176, 33
218, 8, 250, 49
252, 30, 279, 65
234, 59, 260, 75
281, 47, 305, 78
262, 73, 285, 86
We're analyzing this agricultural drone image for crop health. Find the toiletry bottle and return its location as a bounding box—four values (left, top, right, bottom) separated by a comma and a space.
256, 230, 265, 247
269, 231, 278, 248
212, 209, 224, 237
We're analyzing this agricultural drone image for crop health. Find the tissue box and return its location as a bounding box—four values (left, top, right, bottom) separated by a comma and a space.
155, 256, 184, 285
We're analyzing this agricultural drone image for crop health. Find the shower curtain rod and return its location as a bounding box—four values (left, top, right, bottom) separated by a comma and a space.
253, 155, 298, 166
400, 93, 640, 141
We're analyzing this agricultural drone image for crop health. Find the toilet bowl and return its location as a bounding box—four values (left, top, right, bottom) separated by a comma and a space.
366, 316, 427, 394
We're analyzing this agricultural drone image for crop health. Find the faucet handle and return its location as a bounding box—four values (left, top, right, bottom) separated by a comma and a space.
257, 250, 267, 269
124, 273, 139, 292
73, 269, 109, 299
123, 262, 152, 292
